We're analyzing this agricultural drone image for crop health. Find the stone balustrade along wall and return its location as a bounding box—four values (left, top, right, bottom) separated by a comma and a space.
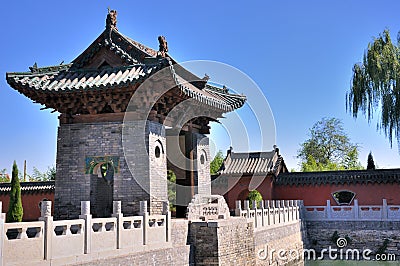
303, 199, 400, 221
0, 198, 305, 266
0, 200, 171, 266
235, 199, 301, 229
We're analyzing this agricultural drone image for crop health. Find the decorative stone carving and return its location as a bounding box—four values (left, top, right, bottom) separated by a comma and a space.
40, 200, 52, 217
157, 36, 168, 58
187, 194, 230, 221
106, 8, 118, 30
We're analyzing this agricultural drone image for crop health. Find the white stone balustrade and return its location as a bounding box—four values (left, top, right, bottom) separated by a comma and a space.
3, 221, 45, 265
303, 199, 400, 221
234, 199, 301, 230
0, 200, 170, 266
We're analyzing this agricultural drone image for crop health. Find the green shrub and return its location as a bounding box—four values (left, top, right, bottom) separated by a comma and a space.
6, 161, 23, 222
167, 170, 176, 212
248, 190, 263, 209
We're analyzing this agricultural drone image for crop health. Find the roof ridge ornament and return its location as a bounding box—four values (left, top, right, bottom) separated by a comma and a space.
157, 36, 168, 58
106, 8, 118, 31
29, 62, 38, 73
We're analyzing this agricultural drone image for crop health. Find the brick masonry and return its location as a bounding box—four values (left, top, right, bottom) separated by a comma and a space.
55, 120, 168, 219
188, 218, 255, 265
306, 221, 400, 260
254, 221, 304, 266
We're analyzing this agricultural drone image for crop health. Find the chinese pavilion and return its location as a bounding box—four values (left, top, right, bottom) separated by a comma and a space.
6, 10, 246, 218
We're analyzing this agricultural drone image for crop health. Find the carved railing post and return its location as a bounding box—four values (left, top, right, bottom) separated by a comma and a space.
244, 200, 250, 218
235, 200, 242, 216
354, 199, 359, 220
79, 201, 92, 254
139, 201, 148, 245
163, 201, 171, 242
382, 199, 388, 220
39, 200, 53, 260
289, 200, 294, 221
326, 200, 331, 219
112, 201, 123, 249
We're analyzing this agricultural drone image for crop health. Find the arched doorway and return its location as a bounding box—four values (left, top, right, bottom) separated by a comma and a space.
90, 162, 114, 217
237, 189, 250, 202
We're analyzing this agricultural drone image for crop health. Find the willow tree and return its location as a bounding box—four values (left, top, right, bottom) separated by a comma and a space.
347, 29, 400, 149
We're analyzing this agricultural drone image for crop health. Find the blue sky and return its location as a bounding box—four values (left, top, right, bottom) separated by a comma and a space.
1, 0, 400, 174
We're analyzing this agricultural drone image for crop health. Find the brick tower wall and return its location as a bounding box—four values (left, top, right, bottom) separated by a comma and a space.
54, 120, 167, 219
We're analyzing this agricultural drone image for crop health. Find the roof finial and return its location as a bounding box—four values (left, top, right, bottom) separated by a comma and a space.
29, 62, 38, 73
157, 36, 168, 58
106, 8, 118, 31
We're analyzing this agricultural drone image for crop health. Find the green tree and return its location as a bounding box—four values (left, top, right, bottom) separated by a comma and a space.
367, 152, 376, 170
297, 117, 363, 171
0, 168, 9, 182
210, 150, 224, 175
248, 190, 263, 209
346, 29, 400, 150
30, 165, 56, 181
6, 161, 23, 222
167, 170, 176, 212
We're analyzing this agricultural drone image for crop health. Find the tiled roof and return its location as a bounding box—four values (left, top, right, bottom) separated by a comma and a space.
171, 74, 246, 112
7, 64, 160, 92
275, 169, 400, 186
219, 148, 283, 175
0, 181, 55, 195
6, 26, 246, 113
72, 28, 161, 68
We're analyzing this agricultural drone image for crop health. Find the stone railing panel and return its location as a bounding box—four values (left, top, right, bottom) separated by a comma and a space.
146, 214, 166, 245
388, 206, 400, 219
90, 217, 117, 252
121, 216, 144, 249
52, 219, 85, 259
359, 206, 383, 220
3, 221, 45, 265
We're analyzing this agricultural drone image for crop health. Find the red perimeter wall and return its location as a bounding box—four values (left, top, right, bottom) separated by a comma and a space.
0, 192, 54, 221
216, 175, 400, 209
273, 183, 400, 206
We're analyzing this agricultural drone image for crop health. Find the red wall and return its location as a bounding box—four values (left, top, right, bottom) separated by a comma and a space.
273, 183, 400, 206
220, 175, 274, 210
0, 192, 54, 221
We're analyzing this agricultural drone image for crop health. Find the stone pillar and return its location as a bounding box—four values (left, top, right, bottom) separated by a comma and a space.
162, 201, 171, 242
244, 200, 250, 211
382, 199, 388, 220
235, 200, 242, 216
139, 201, 149, 245
79, 201, 92, 254
39, 200, 53, 260
354, 199, 359, 220
112, 201, 123, 249
326, 200, 331, 219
